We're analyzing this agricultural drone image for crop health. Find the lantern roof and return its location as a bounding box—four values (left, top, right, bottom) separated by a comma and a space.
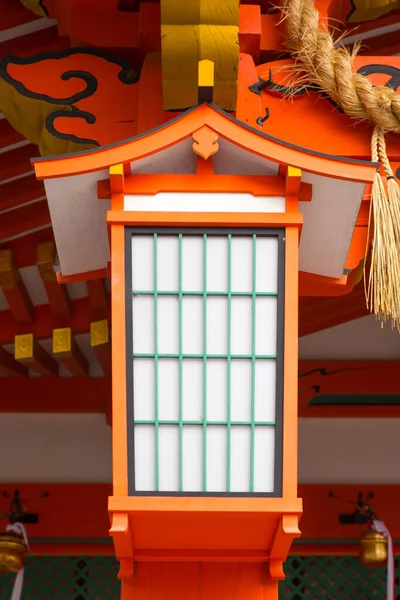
32, 103, 377, 281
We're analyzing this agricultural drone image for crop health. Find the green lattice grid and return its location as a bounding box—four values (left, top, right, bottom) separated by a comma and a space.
0, 556, 120, 600
279, 555, 398, 600
132, 232, 278, 492
0, 556, 398, 599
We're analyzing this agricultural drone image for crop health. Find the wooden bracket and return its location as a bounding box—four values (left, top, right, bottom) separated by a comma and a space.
269, 515, 301, 580
15, 333, 59, 377
110, 513, 134, 580
91, 319, 111, 377
53, 328, 89, 377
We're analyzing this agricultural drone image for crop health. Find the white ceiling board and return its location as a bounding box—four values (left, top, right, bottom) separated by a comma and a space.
19, 266, 48, 306
0, 414, 112, 483
44, 170, 110, 277
130, 138, 197, 174
213, 138, 279, 175
299, 418, 400, 484
299, 173, 364, 278
299, 315, 400, 360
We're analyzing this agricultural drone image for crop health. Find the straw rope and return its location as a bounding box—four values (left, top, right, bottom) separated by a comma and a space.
281, 0, 400, 328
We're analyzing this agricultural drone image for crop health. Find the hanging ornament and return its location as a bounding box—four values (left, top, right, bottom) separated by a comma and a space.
0, 522, 29, 600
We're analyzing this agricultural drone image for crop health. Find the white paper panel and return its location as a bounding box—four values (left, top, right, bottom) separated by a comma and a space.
207, 360, 227, 422
206, 237, 227, 292
254, 427, 275, 493
157, 236, 179, 291
182, 297, 203, 354
256, 237, 278, 293
159, 426, 179, 491
133, 358, 154, 420
182, 236, 203, 291
207, 298, 227, 354
132, 296, 154, 354
182, 360, 203, 421
255, 297, 277, 356
255, 360, 276, 422
230, 360, 251, 422
230, 426, 251, 492
132, 236, 153, 291
124, 192, 285, 213
231, 237, 252, 292
182, 426, 203, 492
231, 297, 252, 355
134, 425, 155, 491
206, 426, 227, 492
158, 359, 179, 420
158, 296, 179, 354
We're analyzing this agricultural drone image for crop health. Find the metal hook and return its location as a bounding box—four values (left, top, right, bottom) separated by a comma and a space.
256, 108, 270, 127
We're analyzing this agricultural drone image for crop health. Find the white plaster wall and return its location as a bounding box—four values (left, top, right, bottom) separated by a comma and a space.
299, 315, 400, 360
0, 414, 112, 483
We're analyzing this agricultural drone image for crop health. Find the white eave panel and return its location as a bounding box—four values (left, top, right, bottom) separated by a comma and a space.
124, 192, 285, 212
44, 170, 110, 276
299, 172, 365, 279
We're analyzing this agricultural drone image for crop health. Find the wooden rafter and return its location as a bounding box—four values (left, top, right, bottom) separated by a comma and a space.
52, 327, 89, 377
0, 175, 45, 211
0, 119, 25, 151
0, 348, 28, 377
0, 249, 33, 324
15, 333, 59, 377
0, 229, 54, 269
91, 320, 111, 378
0, 201, 51, 243
36, 242, 71, 319
87, 279, 109, 315
0, 144, 36, 183
299, 281, 368, 337
0, 297, 109, 346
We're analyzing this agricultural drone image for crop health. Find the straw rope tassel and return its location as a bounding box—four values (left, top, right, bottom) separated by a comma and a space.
281, 0, 400, 328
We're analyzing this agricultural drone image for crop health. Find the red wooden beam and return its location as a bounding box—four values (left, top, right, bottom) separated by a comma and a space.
87, 279, 109, 315
0, 26, 68, 59
0, 484, 398, 555
0, 378, 110, 412
298, 360, 400, 418
0, 119, 25, 151
37, 242, 71, 319
0, 174, 45, 211
0, 347, 28, 377
0, 201, 51, 242
0, 144, 37, 183
299, 281, 368, 337
0, 249, 33, 324
0, 297, 109, 346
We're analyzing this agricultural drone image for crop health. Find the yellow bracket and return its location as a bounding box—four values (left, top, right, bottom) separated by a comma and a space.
161, 0, 239, 111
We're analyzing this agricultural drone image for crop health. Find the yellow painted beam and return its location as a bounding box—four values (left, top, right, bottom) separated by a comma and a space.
161, 0, 239, 111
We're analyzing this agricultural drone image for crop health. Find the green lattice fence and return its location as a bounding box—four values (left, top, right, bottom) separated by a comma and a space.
0, 557, 120, 600
280, 556, 397, 599
0, 555, 397, 600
